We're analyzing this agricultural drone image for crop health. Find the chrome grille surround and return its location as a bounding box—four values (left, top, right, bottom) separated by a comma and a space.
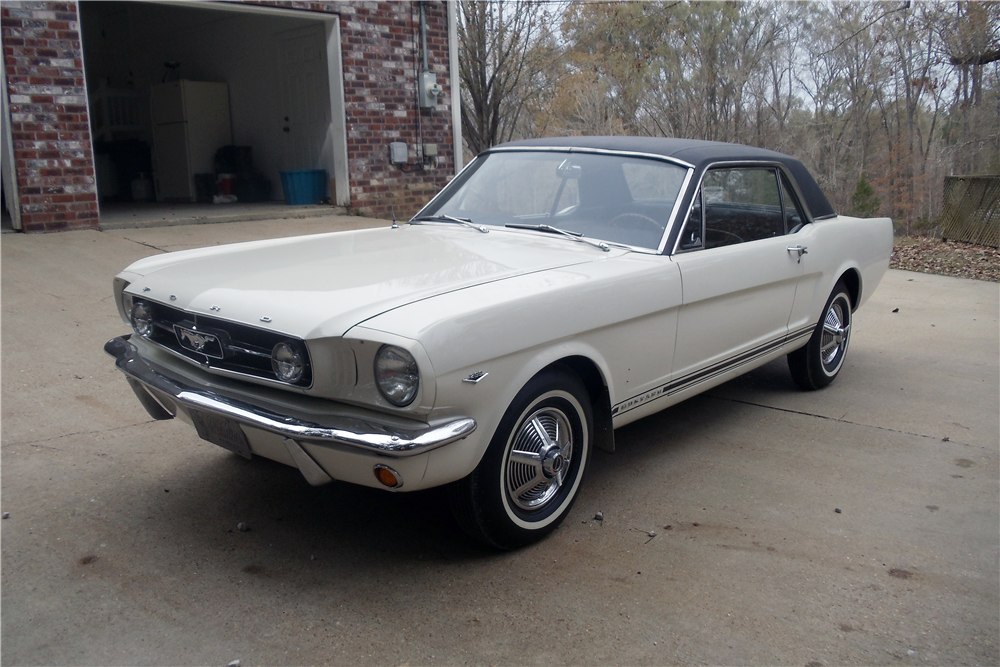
128, 297, 312, 387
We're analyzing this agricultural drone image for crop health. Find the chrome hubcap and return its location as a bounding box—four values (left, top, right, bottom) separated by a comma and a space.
541, 446, 565, 478
506, 407, 573, 511
821, 298, 850, 367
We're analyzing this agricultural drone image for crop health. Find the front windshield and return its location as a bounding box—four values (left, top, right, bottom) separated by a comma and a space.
419, 151, 689, 251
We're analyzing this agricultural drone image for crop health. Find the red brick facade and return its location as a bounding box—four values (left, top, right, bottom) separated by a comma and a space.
2, 0, 455, 232
333, 1, 454, 217
2, 1, 98, 232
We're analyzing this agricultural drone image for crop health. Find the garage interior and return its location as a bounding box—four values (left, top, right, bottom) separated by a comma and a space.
79, 2, 346, 222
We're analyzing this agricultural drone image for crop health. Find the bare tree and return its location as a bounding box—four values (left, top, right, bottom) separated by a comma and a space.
455, 0, 999, 234
457, 0, 551, 155
939, 1, 1000, 174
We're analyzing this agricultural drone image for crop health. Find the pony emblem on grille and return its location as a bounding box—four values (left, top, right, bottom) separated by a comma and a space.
174, 325, 225, 359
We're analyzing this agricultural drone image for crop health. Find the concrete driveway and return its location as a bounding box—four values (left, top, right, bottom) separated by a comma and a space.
2, 217, 998, 666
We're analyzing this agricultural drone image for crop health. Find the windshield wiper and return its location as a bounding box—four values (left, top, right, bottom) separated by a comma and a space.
506, 222, 583, 237
505, 223, 612, 252
410, 214, 489, 233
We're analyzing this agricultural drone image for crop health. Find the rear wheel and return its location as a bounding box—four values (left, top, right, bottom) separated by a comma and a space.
788, 280, 853, 390
449, 366, 592, 549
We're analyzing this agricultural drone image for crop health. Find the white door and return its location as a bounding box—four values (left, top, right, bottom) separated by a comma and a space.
670, 168, 802, 390
276, 25, 331, 172
672, 237, 802, 386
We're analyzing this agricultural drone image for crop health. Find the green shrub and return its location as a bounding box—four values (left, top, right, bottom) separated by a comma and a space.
850, 177, 881, 218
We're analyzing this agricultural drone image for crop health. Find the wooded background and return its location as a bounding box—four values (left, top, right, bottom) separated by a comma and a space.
456, 0, 1000, 235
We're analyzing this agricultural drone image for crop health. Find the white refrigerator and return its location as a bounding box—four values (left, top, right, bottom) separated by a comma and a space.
151, 80, 232, 202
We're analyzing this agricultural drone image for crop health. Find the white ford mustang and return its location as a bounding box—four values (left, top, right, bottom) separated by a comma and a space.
106, 137, 893, 548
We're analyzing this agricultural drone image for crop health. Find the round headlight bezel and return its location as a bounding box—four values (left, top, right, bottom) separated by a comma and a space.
130, 300, 154, 338
271, 341, 306, 384
374, 344, 420, 407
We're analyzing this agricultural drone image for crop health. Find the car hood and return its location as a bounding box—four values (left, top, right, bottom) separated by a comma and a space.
121, 224, 622, 338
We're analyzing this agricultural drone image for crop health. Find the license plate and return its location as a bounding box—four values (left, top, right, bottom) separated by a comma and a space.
190, 410, 252, 459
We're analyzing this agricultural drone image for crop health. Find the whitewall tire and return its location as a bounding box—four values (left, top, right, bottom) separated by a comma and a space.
449, 366, 593, 549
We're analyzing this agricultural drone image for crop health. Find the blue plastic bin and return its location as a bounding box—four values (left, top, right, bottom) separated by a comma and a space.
280, 169, 327, 205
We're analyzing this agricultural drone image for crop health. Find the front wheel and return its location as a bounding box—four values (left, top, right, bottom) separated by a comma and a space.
788, 280, 853, 390
449, 366, 593, 549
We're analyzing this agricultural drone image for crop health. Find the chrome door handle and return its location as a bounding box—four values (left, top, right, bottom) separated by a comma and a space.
787, 245, 808, 263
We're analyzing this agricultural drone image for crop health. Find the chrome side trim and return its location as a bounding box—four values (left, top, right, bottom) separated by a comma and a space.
611, 323, 816, 418
105, 336, 477, 457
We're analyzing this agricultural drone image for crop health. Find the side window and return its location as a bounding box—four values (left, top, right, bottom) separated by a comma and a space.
677, 188, 703, 251
703, 168, 786, 248
779, 173, 806, 232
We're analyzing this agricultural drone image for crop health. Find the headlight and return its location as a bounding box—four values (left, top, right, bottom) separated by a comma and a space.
271, 341, 305, 384
374, 345, 419, 406
130, 301, 154, 338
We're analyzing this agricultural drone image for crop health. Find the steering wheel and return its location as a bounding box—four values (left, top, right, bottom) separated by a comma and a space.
609, 212, 663, 233
705, 228, 745, 246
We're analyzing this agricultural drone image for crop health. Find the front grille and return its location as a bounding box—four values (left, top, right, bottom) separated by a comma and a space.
133, 298, 312, 386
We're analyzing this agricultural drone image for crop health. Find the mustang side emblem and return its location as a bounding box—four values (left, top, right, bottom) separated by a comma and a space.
174, 325, 225, 359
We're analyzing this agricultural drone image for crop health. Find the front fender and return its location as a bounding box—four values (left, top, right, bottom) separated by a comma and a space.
416, 339, 617, 488
359, 253, 683, 486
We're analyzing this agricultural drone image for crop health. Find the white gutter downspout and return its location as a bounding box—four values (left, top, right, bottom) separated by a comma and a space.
448, 0, 463, 175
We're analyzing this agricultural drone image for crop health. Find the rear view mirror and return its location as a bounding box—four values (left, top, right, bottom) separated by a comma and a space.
557, 159, 582, 179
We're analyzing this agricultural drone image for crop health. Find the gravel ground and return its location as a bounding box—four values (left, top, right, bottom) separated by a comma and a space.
891, 237, 1000, 282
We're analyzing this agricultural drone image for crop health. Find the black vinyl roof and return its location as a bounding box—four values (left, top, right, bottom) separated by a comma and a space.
495, 136, 836, 220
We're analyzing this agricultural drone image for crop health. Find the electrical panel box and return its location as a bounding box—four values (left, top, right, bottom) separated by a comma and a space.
423, 143, 438, 158
390, 142, 408, 164
418, 71, 442, 108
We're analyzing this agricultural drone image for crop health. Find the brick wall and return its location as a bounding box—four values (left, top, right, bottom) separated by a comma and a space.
339, 1, 454, 217
261, 1, 455, 218
2, 1, 98, 232
2, 0, 455, 231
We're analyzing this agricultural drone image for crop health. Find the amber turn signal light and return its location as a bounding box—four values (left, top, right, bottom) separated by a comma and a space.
373, 464, 403, 489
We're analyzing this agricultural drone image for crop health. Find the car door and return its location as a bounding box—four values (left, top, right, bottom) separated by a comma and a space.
670, 167, 802, 393
778, 171, 824, 337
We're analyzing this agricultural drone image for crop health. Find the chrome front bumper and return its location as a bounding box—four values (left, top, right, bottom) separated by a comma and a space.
104, 335, 477, 458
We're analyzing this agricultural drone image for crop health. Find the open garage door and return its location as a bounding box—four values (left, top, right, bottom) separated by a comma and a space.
80, 1, 349, 210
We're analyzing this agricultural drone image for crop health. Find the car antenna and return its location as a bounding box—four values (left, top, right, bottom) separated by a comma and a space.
391, 207, 398, 229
